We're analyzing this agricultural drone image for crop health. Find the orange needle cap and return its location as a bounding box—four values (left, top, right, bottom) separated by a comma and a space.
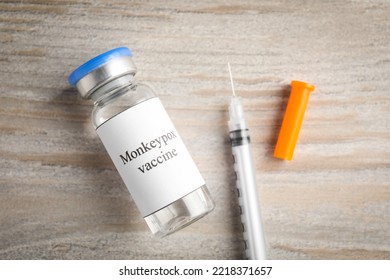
274, 80, 315, 161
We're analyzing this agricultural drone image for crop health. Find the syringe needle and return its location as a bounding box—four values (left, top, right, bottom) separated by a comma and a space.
228, 62, 236, 97
228, 63, 245, 131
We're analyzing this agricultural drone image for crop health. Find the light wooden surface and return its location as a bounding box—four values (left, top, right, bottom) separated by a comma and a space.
0, 0, 389, 260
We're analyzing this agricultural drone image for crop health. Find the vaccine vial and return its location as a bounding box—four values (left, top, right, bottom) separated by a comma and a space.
68, 47, 214, 236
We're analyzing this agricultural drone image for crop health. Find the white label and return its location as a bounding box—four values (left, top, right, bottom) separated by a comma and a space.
96, 98, 205, 217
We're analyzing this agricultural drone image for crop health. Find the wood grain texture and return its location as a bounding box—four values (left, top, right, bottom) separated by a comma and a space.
0, 0, 389, 259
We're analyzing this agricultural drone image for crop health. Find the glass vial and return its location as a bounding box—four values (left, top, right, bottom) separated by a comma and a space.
68, 47, 214, 236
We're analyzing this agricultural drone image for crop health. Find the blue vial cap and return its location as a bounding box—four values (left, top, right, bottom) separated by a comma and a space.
68, 47, 132, 86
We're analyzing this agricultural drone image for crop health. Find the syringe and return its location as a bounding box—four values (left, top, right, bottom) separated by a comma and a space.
227, 63, 267, 260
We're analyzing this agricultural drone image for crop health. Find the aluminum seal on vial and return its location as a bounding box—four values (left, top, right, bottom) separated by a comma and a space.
68, 47, 137, 98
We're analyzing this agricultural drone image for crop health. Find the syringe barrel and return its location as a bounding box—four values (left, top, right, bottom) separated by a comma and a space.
230, 129, 267, 260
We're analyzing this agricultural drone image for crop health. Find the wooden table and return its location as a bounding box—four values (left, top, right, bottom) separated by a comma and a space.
0, 0, 389, 259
